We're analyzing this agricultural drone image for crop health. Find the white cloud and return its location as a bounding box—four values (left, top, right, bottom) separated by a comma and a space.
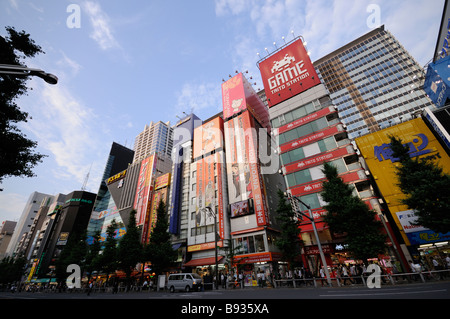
56, 51, 82, 77
0, 192, 27, 222
83, 1, 119, 50
176, 82, 222, 116
215, 0, 249, 16
21, 76, 106, 194
216, 0, 442, 68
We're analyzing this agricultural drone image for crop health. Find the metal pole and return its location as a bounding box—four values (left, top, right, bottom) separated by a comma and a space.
307, 206, 332, 287
204, 207, 219, 290
289, 194, 332, 287
214, 210, 218, 290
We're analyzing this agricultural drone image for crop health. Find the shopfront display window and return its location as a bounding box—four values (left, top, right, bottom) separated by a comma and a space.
234, 234, 267, 254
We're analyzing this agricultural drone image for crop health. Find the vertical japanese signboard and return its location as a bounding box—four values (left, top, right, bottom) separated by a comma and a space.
134, 155, 156, 226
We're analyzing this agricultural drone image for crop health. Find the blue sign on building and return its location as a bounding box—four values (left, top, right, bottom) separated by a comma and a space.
423, 55, 450, 108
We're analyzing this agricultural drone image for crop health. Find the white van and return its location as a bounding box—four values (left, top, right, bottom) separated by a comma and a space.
167, 273, 202, 292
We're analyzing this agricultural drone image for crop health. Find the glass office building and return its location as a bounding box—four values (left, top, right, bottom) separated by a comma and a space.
86, 142, 134, 243
314, 25, 435, 139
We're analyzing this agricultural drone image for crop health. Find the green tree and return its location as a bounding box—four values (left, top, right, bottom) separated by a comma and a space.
275, 189, 302, 270
117, 210, 142, 290
321, 162, 386, 262
145, 200, 177, 276
389, 135, 450, 233
0, 26, 47, 190
54, 232, 88, 283
85, 231, 102, 281
95, 219, 119, 284
0, 256, 26, 285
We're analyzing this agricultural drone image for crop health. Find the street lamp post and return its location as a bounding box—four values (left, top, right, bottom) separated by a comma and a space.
201, 206, 219, 290
0, 64, 58, 84
287, 193, 332, 287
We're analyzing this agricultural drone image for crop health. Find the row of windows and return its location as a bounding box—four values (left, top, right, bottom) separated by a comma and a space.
270, 96, 333, 129
285, 155, 360, 188
278, 116, 330, 145
280, 136, 338, 166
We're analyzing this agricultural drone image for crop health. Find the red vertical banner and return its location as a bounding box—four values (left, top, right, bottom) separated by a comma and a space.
216, 152, 225, 239
242, 111, 270, 226
134, 155, 156, 226
196, 158, 204, 226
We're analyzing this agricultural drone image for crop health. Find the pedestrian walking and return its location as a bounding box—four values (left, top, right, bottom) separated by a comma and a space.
340, 264, 353, 285
319, 267, 326, 287
87, 281, 93, 296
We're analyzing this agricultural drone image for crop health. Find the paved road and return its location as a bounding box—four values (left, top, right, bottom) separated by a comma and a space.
1, 283, 447, 318
1, 280, 449, 299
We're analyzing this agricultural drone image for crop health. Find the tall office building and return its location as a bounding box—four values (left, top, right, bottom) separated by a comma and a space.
258, 36, 401, 273
0, 221, 16, 259
86, 142, 134, 243
133, 121, 174, 162
314, 25, 434, 139
5, 191, 52, 257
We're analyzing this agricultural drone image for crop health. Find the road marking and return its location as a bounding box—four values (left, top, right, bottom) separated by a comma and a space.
320, 289, 447, 297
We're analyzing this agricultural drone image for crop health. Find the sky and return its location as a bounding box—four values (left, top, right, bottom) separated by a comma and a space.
0, 0, 445, 223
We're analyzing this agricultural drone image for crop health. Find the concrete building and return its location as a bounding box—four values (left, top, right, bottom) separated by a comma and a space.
314, 25, 434, 139
0, 221, 16, 259
258, 36, 401, 274
5, 191, 52, 258
133, 121, 174, 163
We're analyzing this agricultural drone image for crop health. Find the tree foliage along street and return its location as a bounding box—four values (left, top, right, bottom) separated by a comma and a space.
321, 162, 387, 262
389, 135, 450, 234
144, 199, 177, 277
0, 27, 47, 190
275, 189, 302, 270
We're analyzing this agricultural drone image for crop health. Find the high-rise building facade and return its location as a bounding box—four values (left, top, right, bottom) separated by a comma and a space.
314, 25, 434, 139
86, 142, 134, 244
5, 191, 52, 258
133, 121, 174, 162
259, 36, 400, 274
0, 221, 16, 259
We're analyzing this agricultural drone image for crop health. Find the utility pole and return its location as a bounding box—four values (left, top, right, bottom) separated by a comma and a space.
287, 193, 332, 287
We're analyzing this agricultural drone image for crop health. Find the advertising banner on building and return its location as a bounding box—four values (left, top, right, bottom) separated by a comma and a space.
155, 172, 171, 190
222, 73, 270, 129
134, 155, 156, 226
224, 110, 270, 226
423, 54, 450, 108
258, 38, 321, 107
193, 117, 224, 159
195, 155, 216, 227
355, 118, 450, 245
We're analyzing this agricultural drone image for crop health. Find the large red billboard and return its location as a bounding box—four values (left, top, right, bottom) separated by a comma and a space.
222, 73, 270, 130
258, 38, 321, 107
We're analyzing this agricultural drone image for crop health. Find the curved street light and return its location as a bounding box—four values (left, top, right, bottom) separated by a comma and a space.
0, 63, 58, 84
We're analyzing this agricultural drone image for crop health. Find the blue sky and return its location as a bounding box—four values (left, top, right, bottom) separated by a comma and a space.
0, 0, 445, 223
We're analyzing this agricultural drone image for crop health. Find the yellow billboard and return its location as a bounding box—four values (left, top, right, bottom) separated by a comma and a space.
355, 118, 450, 245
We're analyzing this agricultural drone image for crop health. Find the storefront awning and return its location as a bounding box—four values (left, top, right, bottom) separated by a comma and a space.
299, 221, 328, 233
172, 243, 183, 250
183, 256, 224, 267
